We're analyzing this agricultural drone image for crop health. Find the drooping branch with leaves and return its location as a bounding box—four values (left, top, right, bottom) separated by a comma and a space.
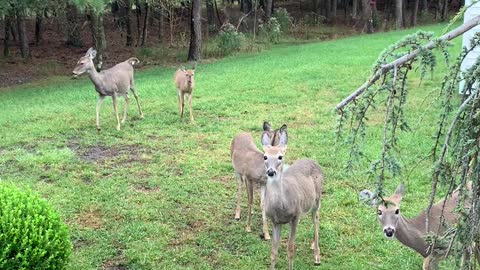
336, 15, 480, 269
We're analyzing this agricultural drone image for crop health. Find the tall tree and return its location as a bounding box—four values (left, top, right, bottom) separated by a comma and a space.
395, 0, 403, 28
89, 9, 107, 69
125, 0, 133, 46
16, 8, 30, 58
140, 2, 149, 46
66, 3, 83, 47
207, 0, 217, 30
264, 0, 273, 19
3, 17, 12, 57
411, 0, 420, 26
188, 0, 202, 61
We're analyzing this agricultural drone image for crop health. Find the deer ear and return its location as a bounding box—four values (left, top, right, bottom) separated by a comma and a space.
359, 189, 377, 207
261, 131, 272, 147
86, 48, 97, 59
394, 184, 405, 199
263, 121, 272, 131
279, 125, 288, 147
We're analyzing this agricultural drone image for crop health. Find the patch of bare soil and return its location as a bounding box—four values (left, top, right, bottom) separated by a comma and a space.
132, 183, 161, 193
74, 208, 103, 229
68, 139, 151, 165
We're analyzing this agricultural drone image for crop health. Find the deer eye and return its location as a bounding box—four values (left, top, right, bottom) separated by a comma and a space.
377, 210, 382, 216
263, 156, 267, 160
395, 209, 399, 215
278, 156, 283, 160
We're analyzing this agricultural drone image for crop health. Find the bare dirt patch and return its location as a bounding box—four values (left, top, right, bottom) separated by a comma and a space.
132, 183, 161, 193
68, 140, 151, 165
74, 208, 103, 229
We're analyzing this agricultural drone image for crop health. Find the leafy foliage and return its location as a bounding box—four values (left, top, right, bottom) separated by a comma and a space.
0, 183, 72, 270
259, 17, 282, 43
337, 22, 480, 269
217, 23, 245, 56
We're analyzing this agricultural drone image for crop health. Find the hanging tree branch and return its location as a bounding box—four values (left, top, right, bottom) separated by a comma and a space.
335, 15, 480, 113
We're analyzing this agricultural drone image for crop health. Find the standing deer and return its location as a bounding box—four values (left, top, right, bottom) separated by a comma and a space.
360, 183, 472, 270
72, 47, 144, 131
262, 127, 323, 270
174, 66, 195, 123
231, 122, 285, 240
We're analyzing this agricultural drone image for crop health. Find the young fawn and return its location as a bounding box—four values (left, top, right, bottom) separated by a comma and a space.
262, 127, 324, 270
230, 122, 284, 240
174, 67, 195, 123
72, 48, 143, 131
361, 183, 472, 270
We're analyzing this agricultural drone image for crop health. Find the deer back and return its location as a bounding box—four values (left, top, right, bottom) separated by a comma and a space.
265, 159, 323, 223
231, 132, 265, 182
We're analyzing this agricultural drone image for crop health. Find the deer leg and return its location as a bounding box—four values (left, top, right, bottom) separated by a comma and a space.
130, 83, 144, 118
112, 94, 121, 131
260, 185, 271, 240
234, 172, 243, 220
246, 178, 253, 233
179, 92, 185, 119
188, 93, 194, 124
288, 218, 299, 270
271, 223, 282, 270
122, 94, 130, 124
96, 95, 105, 131
422, 254, 440, 270
312, 206, 321, 265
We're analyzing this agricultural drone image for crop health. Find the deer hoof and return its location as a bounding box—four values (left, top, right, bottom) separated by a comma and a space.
116, 125, 121, 131
314, 256, 321, 265
234, 213, 240, 220
264, 234, 271, 240
96, 127, 101, 132
246, 226, 252, 233
140, 114, 144, 119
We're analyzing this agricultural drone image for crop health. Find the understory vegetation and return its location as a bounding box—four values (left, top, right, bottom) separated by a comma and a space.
0, 23, 462, 269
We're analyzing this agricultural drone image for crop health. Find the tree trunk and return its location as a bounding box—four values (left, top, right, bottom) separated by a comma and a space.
421, 0, 428, 13
441, 0, 448, 21
326, 0, 331, 20
264, 0, 273, 19
395, 0, 403, 28
140, 3, 149, 46
35, 15, 43, 44
125, 0, 133, 46
16, 9, 30, 58
411, 0, 419, 26
352, 0, 358, 20
66, 4, 83, 47
4, 17, 11, 57
188, 0, 202, 61
207, 0, 217, 30
331, 0, 337, 23
158, 6, 164, 42
362, 0, 373, 33
135, 0, 142, 46
90, 11, 107, 70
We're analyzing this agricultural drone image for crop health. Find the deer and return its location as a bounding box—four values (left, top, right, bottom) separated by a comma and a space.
72, 47, 144, 131
360, 183, 472, 270
230, 121, 285, 240
261, 126, 323, 270
174, 66, 195, 124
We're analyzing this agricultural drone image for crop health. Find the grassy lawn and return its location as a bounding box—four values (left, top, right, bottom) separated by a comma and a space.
0, 23, 460, 269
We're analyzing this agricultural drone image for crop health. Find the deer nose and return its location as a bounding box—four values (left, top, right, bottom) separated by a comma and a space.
384, 228, 395, 238
267, 169, 276, 177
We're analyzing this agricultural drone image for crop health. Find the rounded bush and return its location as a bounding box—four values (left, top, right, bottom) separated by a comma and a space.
0, 183, 72, 270
217, 23, 245, 56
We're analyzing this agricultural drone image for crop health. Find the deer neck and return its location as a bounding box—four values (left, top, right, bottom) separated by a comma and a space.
395, 214, 430, 257
87, 66, 105, 91
266, 171, 286, 203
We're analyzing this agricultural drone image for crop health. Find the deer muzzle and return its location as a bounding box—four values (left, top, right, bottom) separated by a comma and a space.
383, 227, 395, 238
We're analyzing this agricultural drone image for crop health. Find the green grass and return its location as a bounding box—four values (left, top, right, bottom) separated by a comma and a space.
0, 23, 461, 269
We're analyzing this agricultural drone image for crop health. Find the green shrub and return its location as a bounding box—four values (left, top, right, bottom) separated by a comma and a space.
303, 12, 326, 25
0, 183, 72, 270
217, 23, 245, 56
259, 17, 282, 43
273, 8, 293, 33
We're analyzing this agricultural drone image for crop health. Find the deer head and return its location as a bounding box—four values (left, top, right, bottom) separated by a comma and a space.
360, 184, 405, 239
73, 48, 96, 77
261, 125, 288, 180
